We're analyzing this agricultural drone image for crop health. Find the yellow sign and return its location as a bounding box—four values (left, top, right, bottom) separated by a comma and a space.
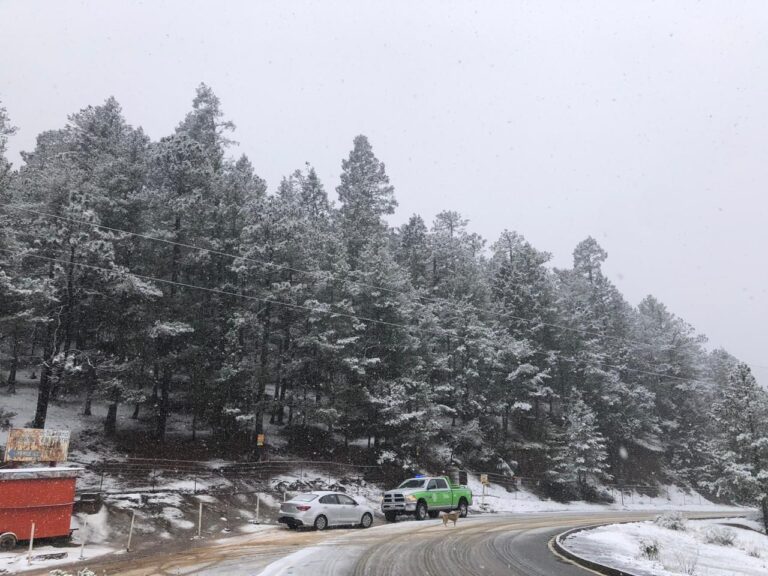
256, 434, 265, 447
4, 428, 71, 462
480, 473, 489, 485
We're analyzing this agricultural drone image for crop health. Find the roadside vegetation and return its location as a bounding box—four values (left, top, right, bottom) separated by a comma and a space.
1, 88, 767, 519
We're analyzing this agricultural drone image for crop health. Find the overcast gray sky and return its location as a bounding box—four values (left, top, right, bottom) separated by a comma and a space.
1, 0, 766, 383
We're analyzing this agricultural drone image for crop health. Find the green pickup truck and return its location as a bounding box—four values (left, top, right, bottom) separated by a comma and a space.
381, 475, 472, 522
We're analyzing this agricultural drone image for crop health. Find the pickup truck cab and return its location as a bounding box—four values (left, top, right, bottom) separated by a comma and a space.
381, 475, 472, 522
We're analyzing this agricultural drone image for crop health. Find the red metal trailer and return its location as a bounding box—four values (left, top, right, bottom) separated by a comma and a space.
0, 467, 81, 551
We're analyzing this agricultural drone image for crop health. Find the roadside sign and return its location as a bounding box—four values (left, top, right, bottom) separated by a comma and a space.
3, 428, 71, 463
480, 473, 489, 485
256, 434, 265, 447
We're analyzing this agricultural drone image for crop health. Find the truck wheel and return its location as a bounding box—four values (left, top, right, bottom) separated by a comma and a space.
314, 515, 328, 531
384, 511, 397, 523
415, 501, 428, 521
458, 499, 468, 518
360, 512, 373, 528
428, 510, 440, 519
0, 533, 17, 551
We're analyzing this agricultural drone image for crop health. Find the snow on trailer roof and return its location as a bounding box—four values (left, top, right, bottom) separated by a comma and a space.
0, 467, 83, 480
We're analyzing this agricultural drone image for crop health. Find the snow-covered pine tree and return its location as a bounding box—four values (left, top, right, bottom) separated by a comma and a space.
710, 363, 768, 530
552, 392, 611, 495
337, 135, 397, 267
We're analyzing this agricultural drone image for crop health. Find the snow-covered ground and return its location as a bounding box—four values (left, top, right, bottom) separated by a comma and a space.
466, 474, 744, 514
562, 518, 768, 576
0, 377, 751, 574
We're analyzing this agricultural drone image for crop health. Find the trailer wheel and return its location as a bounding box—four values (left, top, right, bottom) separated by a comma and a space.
0, 533, 17, 551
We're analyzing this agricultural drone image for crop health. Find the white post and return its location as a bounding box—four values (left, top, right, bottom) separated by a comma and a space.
481, 484, 486, 508
256, 495, 260, 523
197, 502, 203, 539
283, 491, 287, 503
78, 519, 88, 560
126, 510, 136, 552
27, 521, 35, 565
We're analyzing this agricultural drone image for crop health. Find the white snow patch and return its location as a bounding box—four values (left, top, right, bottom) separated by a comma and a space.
160, 506, 195, 530
465, 474, 745, 514
0, 544, 114, 574
563, 518, 768, 576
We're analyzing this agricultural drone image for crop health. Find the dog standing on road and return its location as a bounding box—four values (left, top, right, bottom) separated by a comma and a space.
441, 510, 460, 527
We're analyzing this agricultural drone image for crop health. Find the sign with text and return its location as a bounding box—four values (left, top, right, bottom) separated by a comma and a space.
3, 428, 71, 463
257, 434, 265, 447
480, 473, 489, 485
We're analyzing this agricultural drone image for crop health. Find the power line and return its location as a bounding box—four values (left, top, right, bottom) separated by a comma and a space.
5, 204, 761, 374
2, 202, 412, 297
0, 247, 415, 331
0, 247, 711, 385
2, 202, 657, 349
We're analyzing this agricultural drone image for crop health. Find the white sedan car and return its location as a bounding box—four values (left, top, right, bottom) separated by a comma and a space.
278, 491, 375, 530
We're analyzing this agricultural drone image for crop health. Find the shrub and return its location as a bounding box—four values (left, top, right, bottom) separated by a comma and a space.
745, 543, 761, 558
665, 548, 699, 575
639, 538, 660, 560
580, 483, 615, 504
655, 511, 687, 531
703, 526, 736, 546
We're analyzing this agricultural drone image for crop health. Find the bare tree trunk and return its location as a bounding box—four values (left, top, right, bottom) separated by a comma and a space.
6, 326, 18, 394
32, 321, 57, 429
83, 363, 96, 416
52, 245, 77, 400
104, 388, 118, 436
156, 366, 171, 443
761, 495, 768, 534
253, 304, 271, 459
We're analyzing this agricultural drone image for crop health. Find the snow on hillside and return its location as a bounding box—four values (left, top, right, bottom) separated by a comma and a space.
466, 474, 744, 514
563, 518, 768, 576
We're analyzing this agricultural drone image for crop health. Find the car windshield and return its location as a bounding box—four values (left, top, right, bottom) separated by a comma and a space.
398, 479, 426, 489
292, 494, 318, 502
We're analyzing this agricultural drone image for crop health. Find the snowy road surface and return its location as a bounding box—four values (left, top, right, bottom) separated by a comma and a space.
24, 510, 746, 576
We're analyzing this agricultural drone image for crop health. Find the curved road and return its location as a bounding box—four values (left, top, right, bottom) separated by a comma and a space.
28, 510, 744, 576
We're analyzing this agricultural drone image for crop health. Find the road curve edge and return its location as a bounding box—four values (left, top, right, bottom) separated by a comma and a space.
550, 525, 642, 576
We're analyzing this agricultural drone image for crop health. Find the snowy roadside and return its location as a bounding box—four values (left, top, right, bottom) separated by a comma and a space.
561, 516, 768, 576
465, 474, 746, 515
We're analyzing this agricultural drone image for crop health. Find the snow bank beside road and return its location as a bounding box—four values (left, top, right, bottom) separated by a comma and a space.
467, 474, 744, 515
562, 518, 768, 576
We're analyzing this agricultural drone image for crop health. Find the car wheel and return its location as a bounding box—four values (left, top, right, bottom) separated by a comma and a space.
360, 512, 373, 528
384, 511, 397, 523
458, 499, 468, 518
314, 515, 328, 531
428, 510, 440, 519
0, 533, 17, 552
415, 501, 428, 521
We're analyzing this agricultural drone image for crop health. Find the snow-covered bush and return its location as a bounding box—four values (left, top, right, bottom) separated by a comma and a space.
666, 548, 699, 575
655, 511, 687, 531
639, 538, 660, 560
703, 525, 735, 546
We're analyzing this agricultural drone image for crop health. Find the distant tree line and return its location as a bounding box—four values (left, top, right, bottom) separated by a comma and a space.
0, 86, 766, 517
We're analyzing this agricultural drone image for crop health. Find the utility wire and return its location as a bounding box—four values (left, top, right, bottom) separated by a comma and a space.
3, 202, 659, 349
0, 247, 709, 385
12, 204, 765, 373
0, 248, 419, 331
